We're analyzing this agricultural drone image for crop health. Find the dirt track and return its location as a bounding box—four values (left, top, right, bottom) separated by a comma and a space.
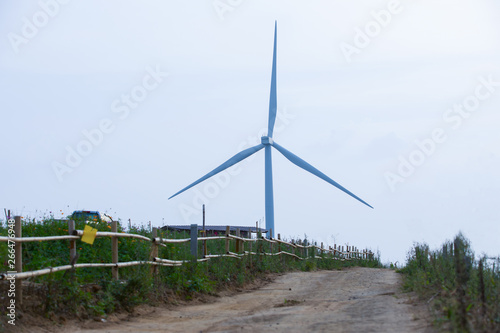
71, 267, 435, 333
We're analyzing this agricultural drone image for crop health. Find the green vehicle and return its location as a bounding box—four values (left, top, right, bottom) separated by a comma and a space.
69, 211, 113, 223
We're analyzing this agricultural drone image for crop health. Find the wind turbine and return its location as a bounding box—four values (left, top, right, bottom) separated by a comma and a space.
169, 22, 373, 237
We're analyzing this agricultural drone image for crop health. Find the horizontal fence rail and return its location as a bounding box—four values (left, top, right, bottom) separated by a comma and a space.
0, 217, 374, 305
0, 235, 80, 242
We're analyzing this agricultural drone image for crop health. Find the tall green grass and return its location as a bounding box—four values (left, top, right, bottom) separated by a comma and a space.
0, 217, 381, 323
400, 233, 500, 332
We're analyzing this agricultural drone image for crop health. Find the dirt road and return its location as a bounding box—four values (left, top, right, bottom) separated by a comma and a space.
72, 267, 435, 333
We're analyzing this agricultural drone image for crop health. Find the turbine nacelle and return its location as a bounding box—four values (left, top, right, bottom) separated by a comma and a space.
261, 136, 274, 145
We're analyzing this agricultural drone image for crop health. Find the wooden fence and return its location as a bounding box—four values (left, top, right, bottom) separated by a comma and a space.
1, 216, 374, 305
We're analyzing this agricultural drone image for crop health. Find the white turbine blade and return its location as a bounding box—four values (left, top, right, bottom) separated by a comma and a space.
272, 142, 373, 209
168, 143, 265, 200
268, 21, 278, 138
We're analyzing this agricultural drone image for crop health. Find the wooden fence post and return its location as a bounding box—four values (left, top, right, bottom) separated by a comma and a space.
236, 228, 240, 254
14, 216, 22, 306
68, 220, 76, 263
240, 230, 244, 254
202, 205, 207, 257
150, 227, 158, 275
256, 223, 261, 260
278, 234, 281, 261
479, 258, 486, 317
68, 219, 78, 279
270, 228, 273, 254
225, 226, 230, 254
190, 224, 198, 262
203, 229, 207, 257
111, 220, 118, 280
249, 228, 253, 269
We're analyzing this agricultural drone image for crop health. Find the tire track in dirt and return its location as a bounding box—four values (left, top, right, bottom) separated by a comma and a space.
71, 267, 436, 333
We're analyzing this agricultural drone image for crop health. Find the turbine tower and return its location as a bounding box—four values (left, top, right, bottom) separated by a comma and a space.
169, 22, 373, 237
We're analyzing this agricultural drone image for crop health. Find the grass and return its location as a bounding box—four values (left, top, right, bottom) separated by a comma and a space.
274, 299, 303, 307
0, 217, 381, 328
399, 232, 500, 332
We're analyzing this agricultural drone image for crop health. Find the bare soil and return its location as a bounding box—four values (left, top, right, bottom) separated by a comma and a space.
53, 267, 436, 333
7, 267, 436, 332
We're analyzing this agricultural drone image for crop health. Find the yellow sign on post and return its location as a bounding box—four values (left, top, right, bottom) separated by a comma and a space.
81, 225, 97, 245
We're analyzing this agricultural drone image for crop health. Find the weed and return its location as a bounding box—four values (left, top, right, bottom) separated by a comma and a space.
400, 233, 500, 332
275, 298, 303, 307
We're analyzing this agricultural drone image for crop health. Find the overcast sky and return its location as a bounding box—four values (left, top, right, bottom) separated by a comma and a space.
1, 0, 499, 265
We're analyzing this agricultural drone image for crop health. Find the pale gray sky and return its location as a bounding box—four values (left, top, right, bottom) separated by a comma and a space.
1, 0, 499, 264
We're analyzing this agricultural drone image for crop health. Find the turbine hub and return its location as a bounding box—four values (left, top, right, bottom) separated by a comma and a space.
261, 136, 274, 145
